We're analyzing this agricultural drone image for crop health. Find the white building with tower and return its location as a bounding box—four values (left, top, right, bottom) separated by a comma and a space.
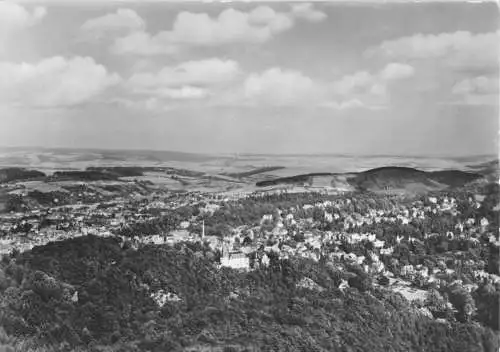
220, 240, 250, 270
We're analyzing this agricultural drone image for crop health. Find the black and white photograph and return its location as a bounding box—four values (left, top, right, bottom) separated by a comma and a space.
0, 0, 499, 351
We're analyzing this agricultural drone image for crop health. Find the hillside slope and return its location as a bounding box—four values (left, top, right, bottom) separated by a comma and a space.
256, 166, 483, 193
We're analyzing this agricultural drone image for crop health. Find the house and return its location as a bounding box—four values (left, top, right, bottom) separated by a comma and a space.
374, 261, 385, 273
150, 290, 182, 307
480, 218, 489, 228
380, 247, 394, 255
221, 243, 250, 270
373, 240, 385, 248
338, 279, 349, 292
324, 212, 334, 223
261, 253, 270, 267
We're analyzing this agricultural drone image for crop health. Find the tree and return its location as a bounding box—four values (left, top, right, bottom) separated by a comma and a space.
448, 285, 477, 323
424, 289, 449, 318
474, 283, 500, 330
378, 275, 390, 286
293, 233, 305, 243
348, 273, 371, 293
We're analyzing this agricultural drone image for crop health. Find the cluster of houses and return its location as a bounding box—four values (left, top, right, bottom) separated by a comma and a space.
204, 195, 500, 294
0, 185, 498, 304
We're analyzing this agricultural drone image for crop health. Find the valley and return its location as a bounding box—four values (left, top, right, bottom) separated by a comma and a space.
0, 148, 498, 351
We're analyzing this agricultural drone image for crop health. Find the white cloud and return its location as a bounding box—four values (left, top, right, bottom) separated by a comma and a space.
111, 31, 178, 55
452, 76, 499, 96
319, 99, 365, 110
380, 63, 415, 80
111, 97, 174, 112
0, 1, 46, 51
367, 30, 500, 71
126, 58, 240, 105
235, 65, 387, 109
332, 62, 414, 96
171, 7, 293, 45
0, 2, 46, 33
291, 3, 327, 22
445, 94, 498, 106
111, 7, 291, 55
243, 67, 322, 106
128, 58, 240, 90
122, 59, 415, 110
332, 71, 375, 95
9, 0, 485, 3
150, 86, 209, 100
449, 76, 499, 106
0, 56, 121, 108
106, 4, 325, 55
369, 83, 387, 96
81, 8, 145, 38
212, 62, 412, 109
327, 62, 415, 108
124, 62, 411, 110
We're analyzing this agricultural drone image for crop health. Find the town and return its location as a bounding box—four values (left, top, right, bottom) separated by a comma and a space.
1, 177, 498, 321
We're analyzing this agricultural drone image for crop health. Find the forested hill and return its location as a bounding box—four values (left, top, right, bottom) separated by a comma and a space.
256, 166, 483, 192
0, 236, 498, 352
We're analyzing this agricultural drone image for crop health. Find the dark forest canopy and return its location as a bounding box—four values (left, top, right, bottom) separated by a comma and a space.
0, 168, 46, 183
0, 236, 498, 352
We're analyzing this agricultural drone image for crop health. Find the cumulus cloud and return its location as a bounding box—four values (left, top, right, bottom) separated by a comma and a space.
101, 4, 325, 55
380, 63, 415, 80
449, 76, 499, 106
236, 66, 387, 109
150, 86, 209, 100
9, 0, 481, 3
326, 62, 415, 108
111, 7, 291, 55
319, 99, 365, 110
0, 1, 46, 51
111, 97, 175, 112
0, 2, 46, 33
128, 58, 240, 91
212, 62, 411, 109
111, 31, 178, 55
157, 7, 292, 44
367, 30, 500, 71
291, 3, 327, 22
0, 56, 121, 108
81, 8, 145, 38
243, 67, 322, 106
126, 58, 240, 106
331, 71, 375, 95
452, 76, 499, 96
123, 59, 414, 110
332, 62, 414, 96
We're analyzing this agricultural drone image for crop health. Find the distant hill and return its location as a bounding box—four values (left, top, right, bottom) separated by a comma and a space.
256, 166, 483, 193
223, 166, 285, 179
0, 146, 225, 167
466, 159, 499, 181
0, 167, 46, 183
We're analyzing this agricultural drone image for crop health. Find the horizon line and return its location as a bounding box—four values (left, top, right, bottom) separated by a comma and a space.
0, 145, 497, 160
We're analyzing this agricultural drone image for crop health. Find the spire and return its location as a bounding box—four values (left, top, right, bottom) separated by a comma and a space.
202, 220, 205, 239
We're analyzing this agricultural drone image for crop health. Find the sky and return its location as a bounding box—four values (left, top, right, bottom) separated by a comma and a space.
0, 0, 498, 156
